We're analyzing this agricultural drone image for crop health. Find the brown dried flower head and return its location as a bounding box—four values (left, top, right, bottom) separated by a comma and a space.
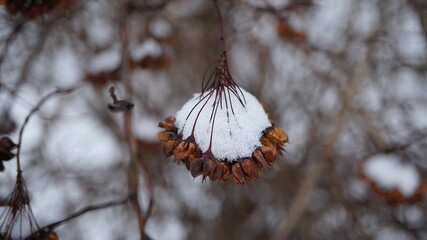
359, 154, 426, 205
158, 53, 288, 184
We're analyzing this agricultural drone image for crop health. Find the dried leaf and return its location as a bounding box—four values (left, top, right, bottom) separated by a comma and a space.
108, 86, 134, 112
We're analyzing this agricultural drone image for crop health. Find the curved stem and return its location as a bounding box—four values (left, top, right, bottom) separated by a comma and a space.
16, 85, 80, 172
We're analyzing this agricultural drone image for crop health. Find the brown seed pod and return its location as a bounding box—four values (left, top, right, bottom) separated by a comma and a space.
260, 146, 275, 166
190, 158, 204, 178
240, 159, 255, 179
252, 149, 269, 167
158, 117, 288, 184
232, 163, 247, 185
157, 131, 173, 142
162, 140, 176, 157
260, 136, 278, 157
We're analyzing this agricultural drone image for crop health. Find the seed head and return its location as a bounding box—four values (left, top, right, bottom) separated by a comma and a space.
158, 53, 288, 184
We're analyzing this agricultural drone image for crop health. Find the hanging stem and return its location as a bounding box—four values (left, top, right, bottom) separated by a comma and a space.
212, 0, 227, 53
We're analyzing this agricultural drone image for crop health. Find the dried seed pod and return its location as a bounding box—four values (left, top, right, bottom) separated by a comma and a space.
266, 129, 285, 147
260, 136, 278, 157
190, 158, 204, 178
217, 162, 229, 181
159, 117, 177, 131
211, 162, 224, 181
232, 163, 247, 185
253, 149, 269, 167
260, 146, 275, 166
157, 131, 172, 142
274, 127, 288, 144
252, 162, 263, 179
47, 232, 59, 240
158, 121, 177, 131
186, 142, 196, 156
173, 141, 189, 161
165, 116, 176, 124
188, 147, 201, 161
162, 140, 176, 157
240, 159, 255, 180
202, 159, 216, 181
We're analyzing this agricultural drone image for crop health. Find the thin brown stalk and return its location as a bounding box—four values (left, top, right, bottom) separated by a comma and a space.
16, 85, 81, 172
271, 59, 370, 240
29, 197, 128, 236
119, 5, 152, 239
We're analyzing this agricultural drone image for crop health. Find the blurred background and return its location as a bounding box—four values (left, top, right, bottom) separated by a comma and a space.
0, 0, 427, 239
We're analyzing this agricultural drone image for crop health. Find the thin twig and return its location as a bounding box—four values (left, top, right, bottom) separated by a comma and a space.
119, 5, 151, 239
29, 197, 128, 235
212, 0, 227, 53
16, 85, 81, 172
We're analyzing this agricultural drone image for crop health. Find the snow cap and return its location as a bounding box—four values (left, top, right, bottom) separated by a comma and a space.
364, 154, 420, 197
175, 88, 271, 161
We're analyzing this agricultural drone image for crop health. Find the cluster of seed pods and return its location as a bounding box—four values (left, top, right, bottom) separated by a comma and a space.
358, 167, 426, 205
1, 0, 75, 18
158, 116, 288, 184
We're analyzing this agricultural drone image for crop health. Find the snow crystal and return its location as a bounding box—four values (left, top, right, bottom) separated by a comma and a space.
364, 155, 420, 197
175, 88, 271, 161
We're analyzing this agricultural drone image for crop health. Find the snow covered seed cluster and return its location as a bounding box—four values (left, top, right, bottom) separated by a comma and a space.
359, 154, 426, 205
158, 53, 288, 184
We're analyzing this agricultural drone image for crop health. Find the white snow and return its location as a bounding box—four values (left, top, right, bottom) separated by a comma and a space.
149, 18, 172, 39
52, 48, 83, 85
364, 154, 420, 197
130, 39, 162, 61
175, 87, 271, 161
89, 48, 121, 73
